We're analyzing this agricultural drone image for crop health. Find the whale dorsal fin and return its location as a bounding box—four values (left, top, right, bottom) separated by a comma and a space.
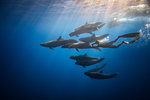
57, 36, 62, 40
84, 53, 87, 56
85, 21, 88, 25
76, 34, 79, 37
92, 34, 96, 37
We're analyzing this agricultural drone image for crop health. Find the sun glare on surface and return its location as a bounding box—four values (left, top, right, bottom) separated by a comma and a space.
37, 0, 150, 38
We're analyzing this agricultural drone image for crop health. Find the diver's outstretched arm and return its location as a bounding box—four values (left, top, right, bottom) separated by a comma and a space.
92, 38, 123, 48
115, 41, 125, 48
109, 41, 125, 48
91, 35, 121, 47
107, 32, 140, 45
92, 32, 140, 47
107, 36, 120, 44
119, 32, 140, 38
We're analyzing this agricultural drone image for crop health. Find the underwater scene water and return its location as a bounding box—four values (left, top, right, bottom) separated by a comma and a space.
1, 0, 150, 100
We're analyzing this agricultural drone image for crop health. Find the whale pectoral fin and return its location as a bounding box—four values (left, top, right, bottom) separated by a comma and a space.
49, 47, 53, 50
82, 65, 86, 68
99, 70, 103, 73
91, 78, 94, 80
96, 47, 102, 52
75, 48, 79, 52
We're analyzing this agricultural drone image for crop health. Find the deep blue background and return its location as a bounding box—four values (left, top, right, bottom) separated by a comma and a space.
1, 0, 150, 100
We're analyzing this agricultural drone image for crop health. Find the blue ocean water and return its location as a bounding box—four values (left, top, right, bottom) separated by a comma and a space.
1, 0, 150, 100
